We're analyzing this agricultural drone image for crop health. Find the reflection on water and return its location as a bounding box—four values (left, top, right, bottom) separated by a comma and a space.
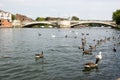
0, 27, 120, 80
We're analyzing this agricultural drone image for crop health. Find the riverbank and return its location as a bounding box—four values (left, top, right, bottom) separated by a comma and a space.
0, 26, 13, 28
117, 25, 120, 29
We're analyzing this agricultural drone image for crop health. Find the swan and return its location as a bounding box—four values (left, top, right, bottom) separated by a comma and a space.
51, 34, 56, 38
75, 32, 78, 35
96, 52, 102, 59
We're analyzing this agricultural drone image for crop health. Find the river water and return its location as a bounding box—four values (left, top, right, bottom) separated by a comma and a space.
0, 27, 120, 80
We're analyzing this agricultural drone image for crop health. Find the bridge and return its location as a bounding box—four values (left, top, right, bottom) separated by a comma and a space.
70, 20, 116, 28
22, 21, 52, 27
22, 20, 116, 28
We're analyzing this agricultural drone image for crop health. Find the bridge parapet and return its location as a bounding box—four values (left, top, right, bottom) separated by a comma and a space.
70, 20, 116, 28
58, 20, 70, 28
22, 20, 116, 28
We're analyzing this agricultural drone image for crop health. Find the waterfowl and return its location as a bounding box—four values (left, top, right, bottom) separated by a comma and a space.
78, 45, 84, 49
51, 34, 56, 38
2, 55, 12, 58
81, 33, 85, 35
65, 35, 68, 38
89, 45, 97, 50
93, 39, 96, 41
107, 37, 110, 41
81, 38, 86, 46
83, 50, 92, 55
75, 32, 78, 35
113, 47, 116, 52
84, 62, 98, 69
74, 36, 77, 38
38, 33, 41, 36
35, 51, 44, 60
86, 33, 89, 35
95, 51, 102, 63
84, 51, 102, 69
117, 42, 120, 46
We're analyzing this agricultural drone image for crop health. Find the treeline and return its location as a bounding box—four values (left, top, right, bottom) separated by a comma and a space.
35, 16, 80, 21
112, 9, 120, 25
36, 17, 67, 21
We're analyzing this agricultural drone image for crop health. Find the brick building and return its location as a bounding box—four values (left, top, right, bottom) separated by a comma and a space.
0, 10, 12, 28
16, 14, 34, 22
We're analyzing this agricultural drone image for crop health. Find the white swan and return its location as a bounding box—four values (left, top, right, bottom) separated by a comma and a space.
51, 34, 56, 38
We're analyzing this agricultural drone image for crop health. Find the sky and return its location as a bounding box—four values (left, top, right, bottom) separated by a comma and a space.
0, 0, 120, 20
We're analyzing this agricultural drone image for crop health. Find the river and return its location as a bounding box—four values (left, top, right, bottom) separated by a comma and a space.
0, 27, 120, 80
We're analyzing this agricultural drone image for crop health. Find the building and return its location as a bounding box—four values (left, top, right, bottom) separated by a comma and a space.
0, 10, 12, 28
12, 20, 21, 27
16, 14, 34, 22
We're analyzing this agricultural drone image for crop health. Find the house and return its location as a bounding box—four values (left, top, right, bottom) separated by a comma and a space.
0, 10, 12, 28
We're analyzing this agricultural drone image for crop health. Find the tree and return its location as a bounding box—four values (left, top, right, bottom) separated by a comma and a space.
112, 9, 120, 25
12, 14, 16, 20
36, 17, 45, 21
71, 16, 79, 20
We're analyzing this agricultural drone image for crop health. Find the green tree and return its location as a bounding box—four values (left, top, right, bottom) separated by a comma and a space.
112, 9, 120, 25
45, 17, 51, 21
71, 16, 79, 20
36, 17, 45, 21
12, 14, 16, 20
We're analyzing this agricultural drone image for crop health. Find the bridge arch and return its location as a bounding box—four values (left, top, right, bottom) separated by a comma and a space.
22, 21, 53, 28
71, 21, 116, 28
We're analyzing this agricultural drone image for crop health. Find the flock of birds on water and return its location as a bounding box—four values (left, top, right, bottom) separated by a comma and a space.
1, 28, 119, 72
36, 29, 120, 71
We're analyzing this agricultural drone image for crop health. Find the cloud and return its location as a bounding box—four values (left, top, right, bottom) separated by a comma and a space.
1, 0, 120, 20
10, 0, 25, 3
0, 3, 4, 7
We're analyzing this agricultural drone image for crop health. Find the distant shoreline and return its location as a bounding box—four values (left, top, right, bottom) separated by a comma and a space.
0, 26, 13, 28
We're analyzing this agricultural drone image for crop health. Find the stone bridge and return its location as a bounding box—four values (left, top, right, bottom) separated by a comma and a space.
71, 20, 116, 28
22, 20, 116, 28
22, 21, 53, 27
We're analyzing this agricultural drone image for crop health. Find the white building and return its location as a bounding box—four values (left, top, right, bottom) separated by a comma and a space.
12, 20, 21, 26
0, 10, 12, 22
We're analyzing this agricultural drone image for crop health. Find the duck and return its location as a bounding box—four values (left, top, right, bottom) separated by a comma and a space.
84, 51, 102, 69
35, 51, 44, 60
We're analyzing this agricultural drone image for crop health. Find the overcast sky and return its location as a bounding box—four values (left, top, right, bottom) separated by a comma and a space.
0, 0, 120, 20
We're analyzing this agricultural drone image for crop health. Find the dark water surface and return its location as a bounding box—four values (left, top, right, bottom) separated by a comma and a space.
0, 27, 120, 80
